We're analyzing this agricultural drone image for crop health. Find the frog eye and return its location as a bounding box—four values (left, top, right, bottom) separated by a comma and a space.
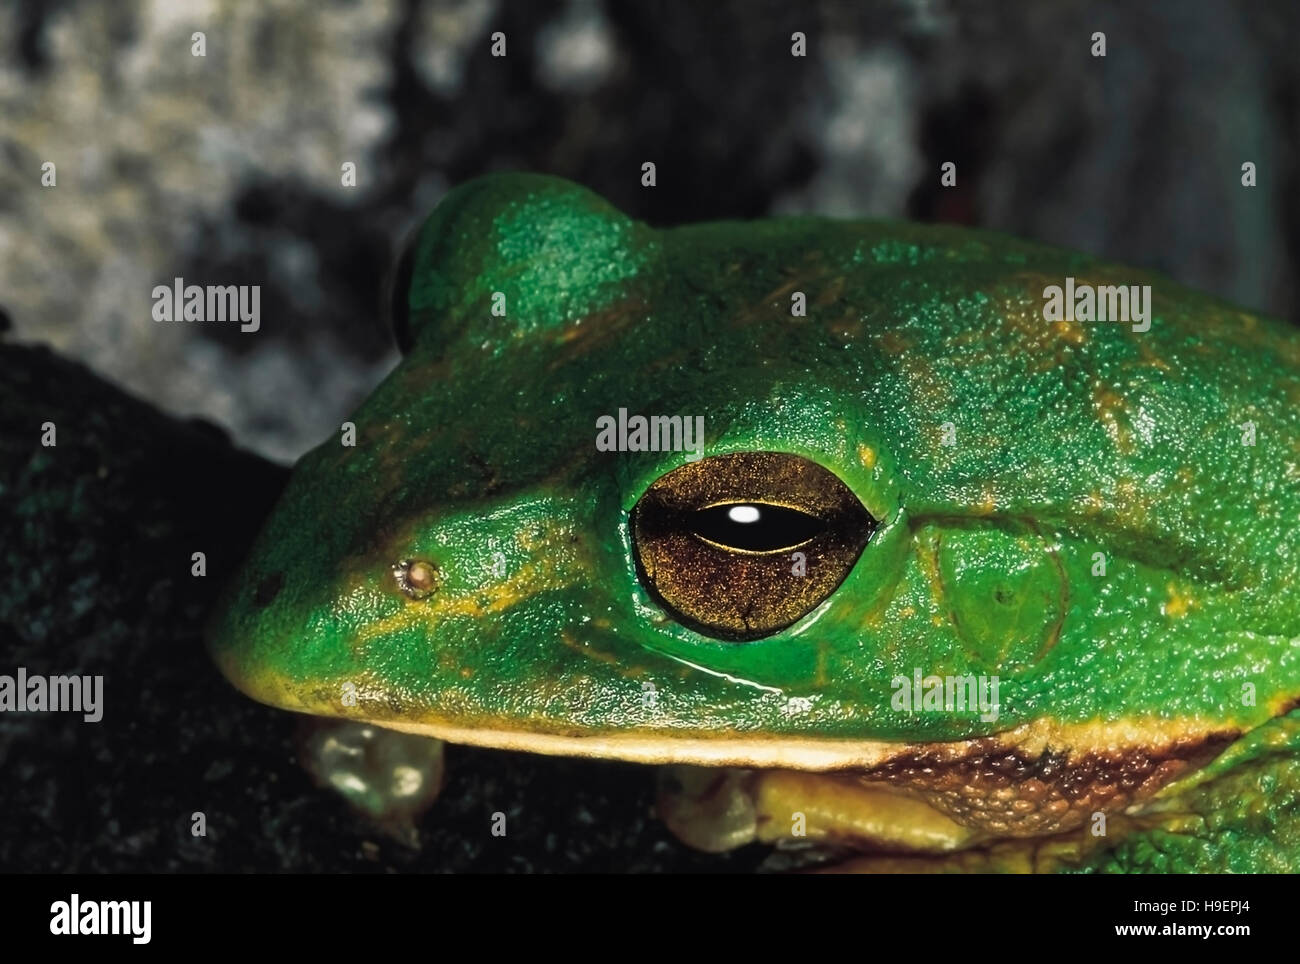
630, 452, 876, 641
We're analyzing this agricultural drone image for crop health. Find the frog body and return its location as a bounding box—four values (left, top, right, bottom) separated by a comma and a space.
209, 173, 1300, 871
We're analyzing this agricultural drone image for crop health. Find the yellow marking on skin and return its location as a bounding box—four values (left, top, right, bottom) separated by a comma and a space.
1093, 383, 1134, 454
856, 443, 877, 471
556, 323, 587, 344
516, 526, 549, 550
975, 485, 997, 516
857, 602, 887, 631
996, 715, 1235, 761
915, 533, 947, 616
1049, 319, 1086, 345
354, 555, 565, 644
899, 352, 953, 414
762, 276, 807, 306
993, 276, 1087, 372
827, 313, 864, 342
1111, 477, 1155, 529
1163, 583, 1195, 618
876, 331, 913, 356
813, 275, 847, 307
730, 275, 813, 328
560, 629, 622, 666
544, 300, 649, 370
1134, 337, 1173, 372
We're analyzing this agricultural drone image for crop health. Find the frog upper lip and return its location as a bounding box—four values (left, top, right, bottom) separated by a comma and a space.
356, 712, 1243, 773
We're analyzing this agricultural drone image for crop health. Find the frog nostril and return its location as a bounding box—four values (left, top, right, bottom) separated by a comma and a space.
253, 571, 285, 608
394, 559, 440, 600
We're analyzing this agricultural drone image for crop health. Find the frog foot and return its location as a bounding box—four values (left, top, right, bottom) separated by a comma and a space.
296, 718, 446, 847
654, 743, 1216, 873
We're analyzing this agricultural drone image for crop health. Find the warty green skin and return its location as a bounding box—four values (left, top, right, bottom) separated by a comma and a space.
209, 173, 1300, 871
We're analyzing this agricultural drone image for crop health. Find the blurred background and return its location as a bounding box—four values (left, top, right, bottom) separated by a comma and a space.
2, 0, 1298, 463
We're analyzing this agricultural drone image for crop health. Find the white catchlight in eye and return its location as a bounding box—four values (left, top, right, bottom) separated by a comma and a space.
727, 505, 761, 524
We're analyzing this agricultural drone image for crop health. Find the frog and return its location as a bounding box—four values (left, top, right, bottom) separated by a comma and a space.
207, 171, 1300, 872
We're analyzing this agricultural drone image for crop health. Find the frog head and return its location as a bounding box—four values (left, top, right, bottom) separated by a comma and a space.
209, 173, 1300, 858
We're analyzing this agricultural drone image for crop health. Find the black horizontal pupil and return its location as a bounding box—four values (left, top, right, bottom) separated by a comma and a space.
691, 503, 825, 552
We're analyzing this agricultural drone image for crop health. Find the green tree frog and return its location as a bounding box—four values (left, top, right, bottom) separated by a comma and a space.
209, 173, 1300, 872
